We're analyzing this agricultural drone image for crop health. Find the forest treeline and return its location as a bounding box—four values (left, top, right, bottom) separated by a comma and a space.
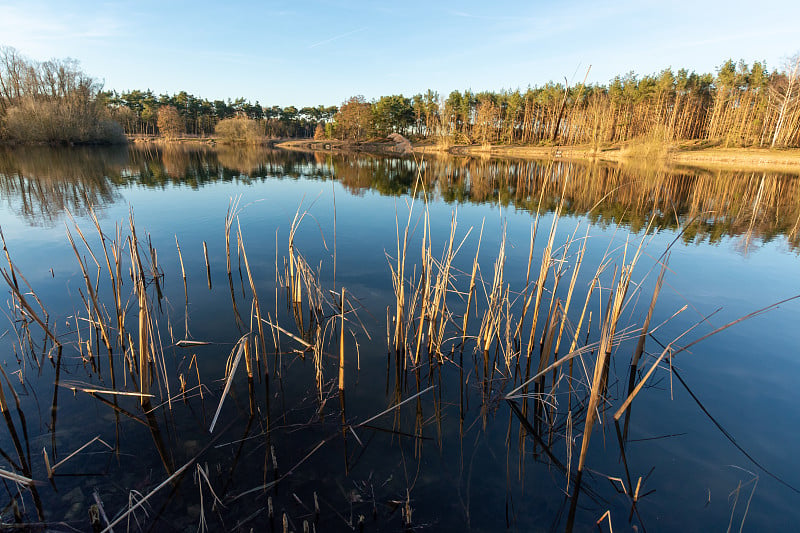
331, 58, 800, 149
2, 44, 799, 148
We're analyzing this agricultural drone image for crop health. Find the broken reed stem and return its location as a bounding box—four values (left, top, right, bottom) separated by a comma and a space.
225, 196, 241, 279
209, 335, 247, 433
101, 459, 194, 533
47, 435, 112, 475
61, 384, 154, 398
203, 241, 212, 289
176, 235, 188, 302
0, 468, 33, 486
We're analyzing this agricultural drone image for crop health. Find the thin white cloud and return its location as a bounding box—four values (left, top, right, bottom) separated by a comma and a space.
0, 2, 125, 56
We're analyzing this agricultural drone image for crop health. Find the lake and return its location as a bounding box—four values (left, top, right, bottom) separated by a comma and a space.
0, 144, 799, 531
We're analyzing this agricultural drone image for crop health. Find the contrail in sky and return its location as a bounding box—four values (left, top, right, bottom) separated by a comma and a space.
307, 27, 367, 49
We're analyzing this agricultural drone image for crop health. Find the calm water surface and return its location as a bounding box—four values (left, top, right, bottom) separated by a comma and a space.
0, 145, 799, 531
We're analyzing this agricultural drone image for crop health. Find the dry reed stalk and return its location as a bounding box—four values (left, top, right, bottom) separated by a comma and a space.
461, 220, 484, 347
412, 213, 432, 364
537, 301, 561, 377
0, 468, 33, 486
176, 236, 187, 300
392, 209, 410, 355
565, 410, 573, 493
539, 236, 571, 355
137, 289, 150, 406
0, 268, 60, 349
339, 288, 346, 391
596, 510, 613, 531
287, 204, 310, 306
65, 228, 113, 357
578, 239, 643, 472
389, 177, 424, 357
230, 440, 326, 502
614, 295, 800, 423
107, 224, 126, 348
45, 436, 112, 478
237, 221, 268, 377
524, 208, 561, 370
127, 213, 154, 405
101, 458, 194, 533
478, 225, 506, 355
518, 211, 560, 457
412, 266, 429, 365
0, 376, 31, 481
175, 340, 211, 347
431, 214, 465, 360
311, 324, 323, 400
554, 228, 589, 360
0, 227, 19, 291
92, 489, 112, 532
61, 384, 154, 398
243, 337, 253, 379
225, 197, 242, 278
88, 209, 125, 353
150, 315, 174, 411
521, 220, 539, 320
209, 335, 247, 433
503, 288, 514, 372
186, 354, 204, 401
426, 214, 453, 353
261, 318, 312, 349
203, 241, 211, 289
630, 257, 668, 370
514, 184, 550, 343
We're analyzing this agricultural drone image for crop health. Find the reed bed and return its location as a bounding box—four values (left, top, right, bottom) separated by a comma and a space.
0, 178, 789, 532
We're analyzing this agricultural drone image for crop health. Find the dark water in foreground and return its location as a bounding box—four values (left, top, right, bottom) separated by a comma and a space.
0, 145, 799, 531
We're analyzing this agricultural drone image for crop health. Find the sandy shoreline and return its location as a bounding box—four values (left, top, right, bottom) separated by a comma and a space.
124, 136, 800, 173
277, 139, 800, 172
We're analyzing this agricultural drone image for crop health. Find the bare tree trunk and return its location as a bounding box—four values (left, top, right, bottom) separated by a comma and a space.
772, 57, 800, 148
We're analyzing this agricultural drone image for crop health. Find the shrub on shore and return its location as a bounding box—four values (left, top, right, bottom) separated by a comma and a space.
215, 116, 263, 144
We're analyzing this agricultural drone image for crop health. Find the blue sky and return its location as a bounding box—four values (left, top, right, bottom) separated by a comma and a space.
1, 0, 797, 107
